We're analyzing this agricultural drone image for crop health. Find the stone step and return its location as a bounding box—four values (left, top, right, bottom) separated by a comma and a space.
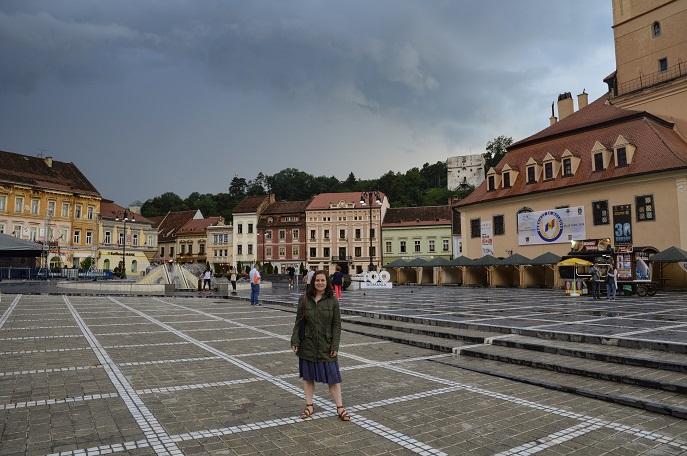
458, 344, 687, 394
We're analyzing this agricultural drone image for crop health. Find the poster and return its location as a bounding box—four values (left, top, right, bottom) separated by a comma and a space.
616, 253, 632, 280
481, 221, 494, 256
634, 251, 651, 280
613, 204, 632, 247
518, 206, 586, 245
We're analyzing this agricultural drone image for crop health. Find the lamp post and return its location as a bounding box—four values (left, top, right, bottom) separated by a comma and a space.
115, 208, 134, 279
360, 190, 382, 272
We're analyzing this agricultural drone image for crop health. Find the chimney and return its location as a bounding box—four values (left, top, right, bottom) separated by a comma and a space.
577, 90, 588, 109
549, 102, 557, 125
44, 156, 53, 168
557, 92, 574, 120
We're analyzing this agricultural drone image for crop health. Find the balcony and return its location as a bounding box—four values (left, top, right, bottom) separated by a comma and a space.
331, 255, 353, 263
614, 61, 686, 97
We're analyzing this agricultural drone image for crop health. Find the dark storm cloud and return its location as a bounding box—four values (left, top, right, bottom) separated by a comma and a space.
0, 1, 614, 205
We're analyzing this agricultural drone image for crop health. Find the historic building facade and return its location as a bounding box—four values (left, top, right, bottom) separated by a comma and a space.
257, 199, 309, 274
232, 194, 273, 273
382, 206, 453, 265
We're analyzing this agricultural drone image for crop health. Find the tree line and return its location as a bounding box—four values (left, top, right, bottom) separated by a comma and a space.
140, 136, 512, 222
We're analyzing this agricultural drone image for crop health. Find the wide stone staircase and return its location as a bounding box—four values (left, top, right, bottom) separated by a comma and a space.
336, 310, 687, 419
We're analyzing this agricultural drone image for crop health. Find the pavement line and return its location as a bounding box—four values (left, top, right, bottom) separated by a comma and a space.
0, 334, 83, 340
102, 341, 192, 349
0, 294, 21, 329
94, 330, 170, 336
0, 364, 103, 377
63, 296, 182, 456
109, 296, 449, 456
118, 356, 221, 367
0, 347, 89, 355
0, 392, 120, 410
136, 377, 263, 395
494, 421, 605, 455
612, 322, 687, 337
0, 325, 80, 330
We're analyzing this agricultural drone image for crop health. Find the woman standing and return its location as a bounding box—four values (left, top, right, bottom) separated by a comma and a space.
291, 270, 350, 421
606, 263, 618, 301
229, 266, 237, 294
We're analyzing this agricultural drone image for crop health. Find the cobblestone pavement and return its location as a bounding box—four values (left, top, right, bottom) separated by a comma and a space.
1, 284, 687, 455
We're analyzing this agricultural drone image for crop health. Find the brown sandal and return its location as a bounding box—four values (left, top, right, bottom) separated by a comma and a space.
337, 406, 350, 421
300, 404, 314, 419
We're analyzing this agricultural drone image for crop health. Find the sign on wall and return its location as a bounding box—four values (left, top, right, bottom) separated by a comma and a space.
612, 204, 632, 247
481, 221, 494, 256
518, 207, 586, 246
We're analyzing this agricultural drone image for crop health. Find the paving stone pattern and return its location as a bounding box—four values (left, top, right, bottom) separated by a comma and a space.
1, 286, 687, 455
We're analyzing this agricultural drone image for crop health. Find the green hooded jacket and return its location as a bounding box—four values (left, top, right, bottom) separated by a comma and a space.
291, 294, 341, 362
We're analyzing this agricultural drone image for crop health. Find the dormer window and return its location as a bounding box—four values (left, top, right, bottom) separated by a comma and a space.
544, 162, 553, 180
527, 166, 536, 183
617, 147, 628, 167
562, 158, 572, 176
593, 153, 604, 171
488, 175, 496, 191
503, 173, 511, 188
652, 21, 661, 37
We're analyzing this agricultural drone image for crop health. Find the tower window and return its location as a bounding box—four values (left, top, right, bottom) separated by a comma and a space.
658, 58, 668, 72
652, 21, 661, 37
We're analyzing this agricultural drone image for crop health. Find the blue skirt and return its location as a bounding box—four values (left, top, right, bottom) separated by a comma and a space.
299, 357, 342, 384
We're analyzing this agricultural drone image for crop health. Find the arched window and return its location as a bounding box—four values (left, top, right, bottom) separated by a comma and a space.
516, 207, 533, 233
50, 256, 62, 269
652, 21, 661, 37
103, 259, 110, 271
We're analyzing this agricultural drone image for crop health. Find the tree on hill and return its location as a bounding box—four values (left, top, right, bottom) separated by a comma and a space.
141, 192, 186, 217
484, 135, 513, 173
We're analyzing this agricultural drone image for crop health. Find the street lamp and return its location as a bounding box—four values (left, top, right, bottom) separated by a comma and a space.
360, 190, 382, 272
115, 208, 134, 279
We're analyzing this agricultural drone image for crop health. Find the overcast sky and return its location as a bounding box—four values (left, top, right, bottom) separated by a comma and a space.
0, 1, 615, 207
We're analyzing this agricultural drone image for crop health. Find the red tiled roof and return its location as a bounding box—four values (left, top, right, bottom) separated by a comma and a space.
155, 210, 199, 242
307, 192, 387, 210
99, 200, 153, 223
456, 101, 687, 208
233, 195, 271, 214
177, 216, 221, 235
0, 149, 100, 197
261, 199, 311, 215
383, 206, 452, 227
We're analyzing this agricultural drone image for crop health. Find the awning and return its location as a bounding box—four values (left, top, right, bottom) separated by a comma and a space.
650, 246, 687, 263
0, 233, 44, 257
499, 253, 532, 266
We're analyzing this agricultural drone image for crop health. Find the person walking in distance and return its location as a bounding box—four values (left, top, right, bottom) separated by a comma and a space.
306, 267, 315, 288
202, 269, 212, 292
606, 263, 618, 301
288, 266, 295, 289
249, 263, 261, 306
589, 262, 601, 300
291, 270, 350, 422
229, 266, 237, 294
332, 265, 344, 300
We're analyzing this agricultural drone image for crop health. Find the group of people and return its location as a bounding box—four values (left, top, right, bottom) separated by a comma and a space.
588, 261, 619, 300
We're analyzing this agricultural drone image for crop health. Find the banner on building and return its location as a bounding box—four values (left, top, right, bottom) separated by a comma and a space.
612, 204, 632, 247
481, 220, 494, 256
517, 207, 586, 245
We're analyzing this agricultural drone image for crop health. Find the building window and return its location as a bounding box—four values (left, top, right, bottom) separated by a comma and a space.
370, 228, 376, 238
132, 234, 139, 246
292, 246, 299, 257
617, 147, 628, 167
15, 197, 24, 213
147, 235, 154, 246
29, 227, 37, 241
493, 215, 505, 235
31, 199, 40, 214
400, 241, 407, 253
544, 162, 553, 179
248, 223, 253, 234
593, 153, 604, 171
652, 21, 661, 37
324, 229, 330, 239
370, 246, 376, 257
75, 205, 82, 219
527, 166, 536, 183
562, 158, 572, 176
503, 173, 511, 188
310, 230, 316, 240
488, 175, 495, 191
61, 203, 69, 217
339, 229, 346, 239
279, 246, 286, 256
355, 247, 362, 257
13, 224, 22, 238
0, 223, 4, 234
264, 230, 272, 239
237, 244, 243, 255
636, 194, 655, 221
237, 224, 243, 234
323, 247, 330, 257
310, 247, 317, 257
592, 200, 609, 225
279, 230, 286, 239
386, 241, 392, 253
659, 58, 668, 72
470, 218, 481, 238
443, 239, 449, 251
86, 231, 92, 245
87, 206, 94, 220
47, 201, 55, 216
247, 244, 253, 255
292, 229, 299, 239
73, 230, 81, 244
0, 195, 6, 211
429, 240, 435, 252
104, 231, 111, 244
266, 247, 272, 258
355, 228, 361, 239
181, 244, 186, 255
170, 247, 174, 258
414, 240, 421, 253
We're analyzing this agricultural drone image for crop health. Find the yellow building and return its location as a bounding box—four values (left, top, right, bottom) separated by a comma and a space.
0, 150, 101, 269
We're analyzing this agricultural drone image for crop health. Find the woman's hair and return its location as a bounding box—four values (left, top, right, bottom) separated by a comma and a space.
335, 265, 341, 272
306, 270, 333, 298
